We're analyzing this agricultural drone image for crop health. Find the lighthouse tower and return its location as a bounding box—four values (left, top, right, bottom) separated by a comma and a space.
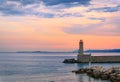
77, 40, 84, 61
78, 40, 84, 55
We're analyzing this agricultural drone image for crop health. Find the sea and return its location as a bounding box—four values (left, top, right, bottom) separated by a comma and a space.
0, 52, 120, 82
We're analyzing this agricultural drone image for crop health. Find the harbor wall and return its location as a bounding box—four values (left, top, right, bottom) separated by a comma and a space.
92, 56, 120, 63
77, 55, 120, 63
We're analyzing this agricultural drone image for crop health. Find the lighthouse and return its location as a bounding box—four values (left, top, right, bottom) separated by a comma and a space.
78, 40, 84, 55
77, 40, 84, 61
64, 40, 120, 63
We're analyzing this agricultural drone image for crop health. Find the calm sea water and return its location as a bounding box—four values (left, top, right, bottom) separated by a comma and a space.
0, 52, 120, 82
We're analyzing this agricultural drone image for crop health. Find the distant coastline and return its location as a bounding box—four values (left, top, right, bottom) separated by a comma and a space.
85, 49, 120, 53
16, 49, 120, 53
16, 51, 74, 53
0, 49, 120, 53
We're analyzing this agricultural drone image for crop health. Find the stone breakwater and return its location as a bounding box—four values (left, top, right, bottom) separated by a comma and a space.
72, 66, 120, 82
63, 55, 120, 63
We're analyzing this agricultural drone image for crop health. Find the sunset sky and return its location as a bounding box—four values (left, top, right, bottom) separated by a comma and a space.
0, 0, 120, 52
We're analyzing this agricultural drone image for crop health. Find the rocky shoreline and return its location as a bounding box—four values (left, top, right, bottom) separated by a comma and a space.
72, 66, 120, 82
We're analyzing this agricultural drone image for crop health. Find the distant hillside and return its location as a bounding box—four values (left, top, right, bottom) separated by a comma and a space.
16, 51, 75, 53
15, 49, 120, 53
85, 49, 120, 53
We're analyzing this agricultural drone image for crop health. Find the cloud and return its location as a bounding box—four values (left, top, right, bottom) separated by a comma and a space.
88, 5, 120, 12
0, 1, 24, 15
7, 0, 40, 5
0, 0, 120, 18
88, 17, 105, 22
42, 0, 91, 6
63, 24, 100, 35
0, 1, 54, 17
8, 0, 91, 6
62, 23, 120, 36
0, 0, 91, 17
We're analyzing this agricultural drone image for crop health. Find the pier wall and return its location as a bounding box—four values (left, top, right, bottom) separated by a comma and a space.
77, 55, 120, 63
92, 56, 120, 63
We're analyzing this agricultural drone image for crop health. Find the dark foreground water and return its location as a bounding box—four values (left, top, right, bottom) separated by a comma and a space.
0, 53, 120, 82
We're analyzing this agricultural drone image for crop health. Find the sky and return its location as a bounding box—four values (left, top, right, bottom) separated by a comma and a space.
0, 0, 120, 52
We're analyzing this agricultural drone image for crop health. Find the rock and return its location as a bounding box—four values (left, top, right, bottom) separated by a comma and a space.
86, 69, 94, 76
72, 68, 87, 74
110, 73, 120, 82
72, 66, 120, 82
92, 70, 102, 79
72, 70, 77, 73
101, 73, 110, 80
86, 66, 104, 78
63, 58, 77, 63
